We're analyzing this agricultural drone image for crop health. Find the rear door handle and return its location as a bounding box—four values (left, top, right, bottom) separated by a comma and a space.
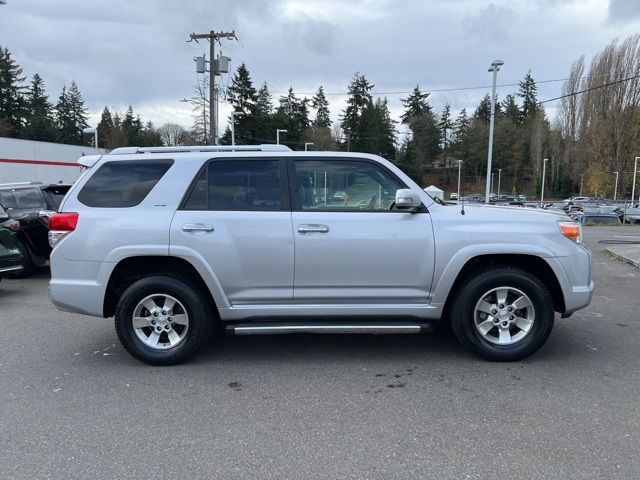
297, 224, 329, 235
182, 223, 215, 233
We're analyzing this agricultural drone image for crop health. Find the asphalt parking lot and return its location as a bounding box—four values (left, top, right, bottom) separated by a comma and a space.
1, 226, 640, 480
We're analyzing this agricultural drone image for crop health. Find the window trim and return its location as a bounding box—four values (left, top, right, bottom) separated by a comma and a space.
179, 157, 290, 212
287, 157, 426, 213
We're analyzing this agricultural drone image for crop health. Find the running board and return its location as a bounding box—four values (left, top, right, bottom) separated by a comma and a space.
227, 321, 434, 335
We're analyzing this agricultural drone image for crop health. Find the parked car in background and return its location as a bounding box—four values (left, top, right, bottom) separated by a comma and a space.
0, 182, 71, 276
574, 213, 622, 226
0, 206, 24, 280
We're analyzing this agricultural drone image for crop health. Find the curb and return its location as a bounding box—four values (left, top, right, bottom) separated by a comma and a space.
606, 247, 640, 269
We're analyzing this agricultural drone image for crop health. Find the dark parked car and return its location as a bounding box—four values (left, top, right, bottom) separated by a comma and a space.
0, 205, 24, 279
0, 183, 71, 276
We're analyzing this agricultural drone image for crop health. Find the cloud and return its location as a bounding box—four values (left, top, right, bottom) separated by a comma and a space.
608, 0, 640, 22
461, 3, 517, 42
285, 16, 342, 56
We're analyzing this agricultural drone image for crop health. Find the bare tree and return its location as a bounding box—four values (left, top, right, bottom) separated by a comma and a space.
158, 123, 188, 146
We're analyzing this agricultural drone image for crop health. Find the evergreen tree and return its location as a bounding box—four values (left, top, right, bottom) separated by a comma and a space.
226, 63, 258, 144
97, 107, 115, 149
274, 87, 310, 148
121, 105, 143, 146
437, 103, 452, 151
400, 86, 430, 124
474, 94, 492, 122
517, 71, 539, 123
502, 94, 521, 124
255, 82, 273, 118
399, 85, 439, 174
56, 82, 88, 145
311, 86, 331, 128
227, 63, 257, 114
360, 97, 396, 158
0, 46, 27, 137
23, 73, 55, 142
140, 121, 162, 147
340, 72, 374, 150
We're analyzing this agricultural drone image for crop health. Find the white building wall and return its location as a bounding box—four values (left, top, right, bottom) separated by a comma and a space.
0, 137, 108, 184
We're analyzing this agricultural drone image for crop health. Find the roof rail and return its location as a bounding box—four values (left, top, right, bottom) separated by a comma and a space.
109, 144, 292, 155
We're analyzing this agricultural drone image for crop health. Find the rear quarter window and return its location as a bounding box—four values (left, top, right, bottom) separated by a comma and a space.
77, 160, 173, 208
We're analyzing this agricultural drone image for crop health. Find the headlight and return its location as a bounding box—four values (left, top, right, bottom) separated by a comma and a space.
557, 220, 582, 244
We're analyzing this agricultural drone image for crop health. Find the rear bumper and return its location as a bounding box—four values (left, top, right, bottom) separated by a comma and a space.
49, 251, 110, 317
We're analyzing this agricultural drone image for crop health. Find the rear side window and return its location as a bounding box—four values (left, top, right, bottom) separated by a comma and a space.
183, 160, 282, 211
78, 160, 173, 208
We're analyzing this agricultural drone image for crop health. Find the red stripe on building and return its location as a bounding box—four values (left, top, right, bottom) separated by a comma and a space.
0, 158, 80, 168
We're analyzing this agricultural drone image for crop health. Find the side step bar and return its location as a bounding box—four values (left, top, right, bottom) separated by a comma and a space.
227, 321, 434, 335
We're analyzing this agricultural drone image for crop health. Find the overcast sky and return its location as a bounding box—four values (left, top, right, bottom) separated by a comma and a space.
2, 0, 640, 139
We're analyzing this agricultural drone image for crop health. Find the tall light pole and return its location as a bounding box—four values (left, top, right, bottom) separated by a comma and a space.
491, 172, 495, 195
540, 158, 548, 207
632, 157, 639, 206
83, 127, 98, 153
485, 59, 504, 204
457, 160, 462, 201
305, 142, 314, 151
613, 171, 619, 201
497, 168, 502, 197
276, 129, 287, 145
579, 174, 584, 197
230, 111, 243, 146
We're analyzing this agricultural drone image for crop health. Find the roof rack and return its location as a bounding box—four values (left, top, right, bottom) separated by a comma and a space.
109, 144, 292, 155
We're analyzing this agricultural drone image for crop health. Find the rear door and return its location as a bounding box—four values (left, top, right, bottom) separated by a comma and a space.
171, 157, 294, 305
290, 157, 435, 304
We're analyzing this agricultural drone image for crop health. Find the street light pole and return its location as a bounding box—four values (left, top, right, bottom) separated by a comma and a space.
305, 142, 314, 151
498, 168, 502, 197
83, 127, 98, 153
491, 173, 494, 196
540, 158, 548, 208
457, 160, 462, 201
276, 129, 287, 145
613, 171, 619, 201
579, 174, 584, 197
632, 157, 639, 207
230, 111, 243, 146
485, 59, 504, 204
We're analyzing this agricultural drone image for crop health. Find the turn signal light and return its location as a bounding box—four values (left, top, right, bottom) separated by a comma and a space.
557, 220, 582, 244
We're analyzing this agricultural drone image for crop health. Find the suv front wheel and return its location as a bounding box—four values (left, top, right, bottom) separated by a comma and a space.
450, 266, 555, 361
115, 275, 213, 365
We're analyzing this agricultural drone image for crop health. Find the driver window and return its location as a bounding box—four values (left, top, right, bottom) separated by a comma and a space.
294, 159, 403, 211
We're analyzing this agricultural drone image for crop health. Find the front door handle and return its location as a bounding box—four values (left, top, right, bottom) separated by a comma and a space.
297, 224, 329, 235
182, 223, 215, 233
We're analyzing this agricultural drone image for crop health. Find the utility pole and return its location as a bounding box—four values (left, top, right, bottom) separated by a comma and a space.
189, 30, 236, 145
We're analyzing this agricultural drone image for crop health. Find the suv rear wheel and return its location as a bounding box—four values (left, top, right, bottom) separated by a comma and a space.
450, 266, 554, 361
115, 275, 213, 365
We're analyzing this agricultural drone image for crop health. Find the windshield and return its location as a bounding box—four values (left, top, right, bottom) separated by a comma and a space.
0, 188, 46, 210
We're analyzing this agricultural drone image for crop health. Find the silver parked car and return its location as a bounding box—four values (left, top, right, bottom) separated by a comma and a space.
49, 145, 593, 365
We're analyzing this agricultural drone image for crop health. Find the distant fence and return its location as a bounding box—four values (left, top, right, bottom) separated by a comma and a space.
0, 137, 108, 184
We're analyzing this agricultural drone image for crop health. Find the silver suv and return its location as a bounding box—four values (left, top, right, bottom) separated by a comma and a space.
49, 145, 593, 365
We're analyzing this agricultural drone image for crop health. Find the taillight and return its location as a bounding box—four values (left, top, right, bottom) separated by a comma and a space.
48, 212, 79, 247
2, 219, 21, 232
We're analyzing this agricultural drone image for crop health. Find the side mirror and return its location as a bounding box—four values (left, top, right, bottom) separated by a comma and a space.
395, 189, 422, 211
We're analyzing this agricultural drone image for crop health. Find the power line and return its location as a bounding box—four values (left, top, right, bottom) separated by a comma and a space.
538, 73, 640, 104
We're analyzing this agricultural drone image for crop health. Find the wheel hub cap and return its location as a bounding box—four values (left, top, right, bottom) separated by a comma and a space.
473, 287, 535, 346
132, 294, 189, 350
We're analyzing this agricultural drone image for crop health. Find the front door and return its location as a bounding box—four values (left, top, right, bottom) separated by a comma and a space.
290, 158, 435, 304
171, 157, 294, 305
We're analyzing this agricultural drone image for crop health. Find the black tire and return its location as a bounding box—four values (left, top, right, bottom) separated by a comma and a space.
450, 266, 554, 362
115, 275, 214, 365
9, 240, 36, 278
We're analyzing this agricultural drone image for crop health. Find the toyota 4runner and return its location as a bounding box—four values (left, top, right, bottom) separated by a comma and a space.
49, 145, 593, 365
